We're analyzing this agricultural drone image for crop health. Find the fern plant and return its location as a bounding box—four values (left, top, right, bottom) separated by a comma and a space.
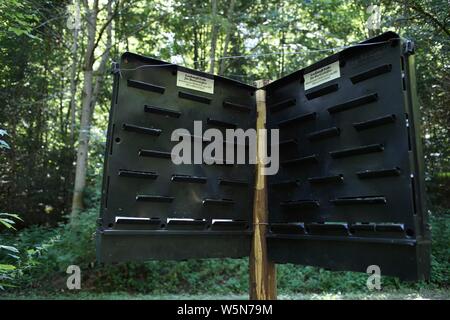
0, 129, 9, 150
0, 128, 21, 289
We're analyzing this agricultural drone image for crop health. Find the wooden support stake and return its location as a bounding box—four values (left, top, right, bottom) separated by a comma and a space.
249, 80, 277, 300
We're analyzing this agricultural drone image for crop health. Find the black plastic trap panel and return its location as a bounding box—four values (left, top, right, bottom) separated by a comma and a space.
97, 32, 430, 281
97, 53, 257, 262
265, 32, 430, 281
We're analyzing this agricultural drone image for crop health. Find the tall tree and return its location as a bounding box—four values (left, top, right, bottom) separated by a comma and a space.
208, 0, 219, 74
218, 0, 236, 75
71, 0, 117, 217
68, 0, 81, 143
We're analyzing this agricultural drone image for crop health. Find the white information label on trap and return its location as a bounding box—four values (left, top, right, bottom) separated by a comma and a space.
304, 61, 340, 91
176, 71, 214, 94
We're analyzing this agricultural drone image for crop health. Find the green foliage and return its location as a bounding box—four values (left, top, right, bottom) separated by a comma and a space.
1, 1, 75, 226
0, 0, 39, 39
1, 209, 448, 295
7, 209, 98, 286
0, 130, 21, 290
0, 129, 9, 150
0, 213, 21, 290
429, 213, 450, 285
0, 213, 21, 230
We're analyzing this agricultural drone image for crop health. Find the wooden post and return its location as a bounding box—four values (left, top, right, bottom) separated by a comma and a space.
249, 80, 277, 300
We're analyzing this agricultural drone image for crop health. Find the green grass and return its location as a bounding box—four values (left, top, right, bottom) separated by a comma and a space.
1, 288, 448, 300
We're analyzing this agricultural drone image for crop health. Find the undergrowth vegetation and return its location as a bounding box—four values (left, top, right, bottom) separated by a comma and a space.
0, 208, 448, 295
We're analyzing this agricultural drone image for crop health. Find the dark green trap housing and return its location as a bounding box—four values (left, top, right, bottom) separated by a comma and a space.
97, 32, 430, 281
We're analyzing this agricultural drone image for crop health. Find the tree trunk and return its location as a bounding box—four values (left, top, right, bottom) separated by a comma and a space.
91, 0, 113, 115
194, 23, 199, 70
71, 0, 99, 218
71, 0, 116, 219
218, 0, 235, 76
208, 0, 219, 74
202, 26, 206, 71
279, 30, 285, 78
69, 0, 80, 144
